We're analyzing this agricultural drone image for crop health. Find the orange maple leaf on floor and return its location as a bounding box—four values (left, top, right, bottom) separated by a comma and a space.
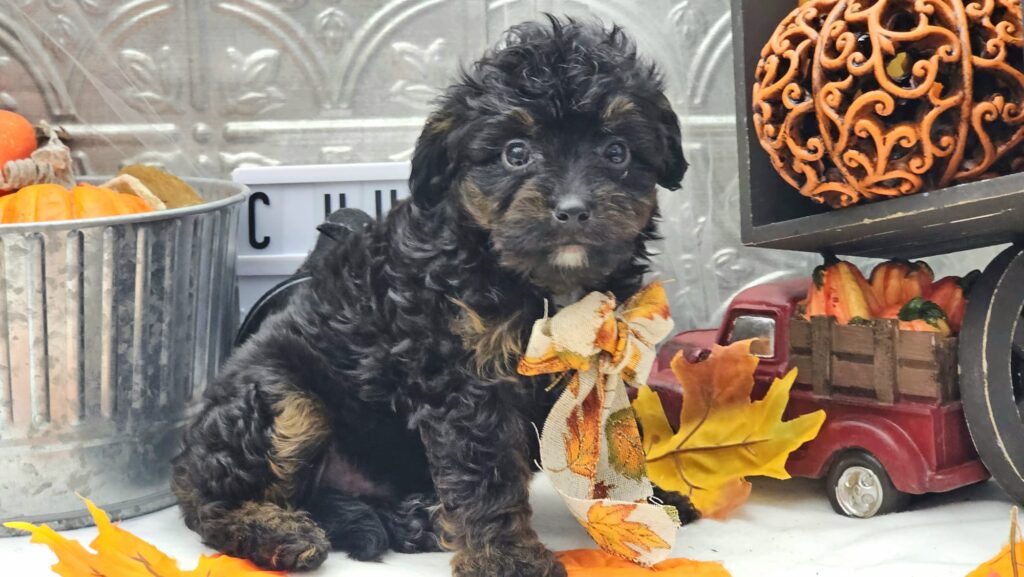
968, 507, 1024, 577
557, 549, 731, 576
4, 496, 282, 577
582, 502, 671, 561
633, 340, 826, 518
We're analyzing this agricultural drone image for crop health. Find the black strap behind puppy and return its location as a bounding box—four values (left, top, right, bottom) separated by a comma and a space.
234, 208, 375, 347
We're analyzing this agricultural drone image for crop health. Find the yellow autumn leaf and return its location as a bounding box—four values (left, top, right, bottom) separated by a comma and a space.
582, 502, 671, 560
633, 341, 826, 517
694, 478, 752, 521
2, 522, 107, 577
5, 496, 283, 577
967, 507, 1024, 577
620, 281, 671, 323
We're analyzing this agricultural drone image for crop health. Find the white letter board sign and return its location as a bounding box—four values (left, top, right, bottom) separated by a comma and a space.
231, 162, 411, 315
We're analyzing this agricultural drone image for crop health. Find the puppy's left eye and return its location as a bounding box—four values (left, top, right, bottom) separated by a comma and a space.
502, 140, 533, 169
603, 142, 630, 165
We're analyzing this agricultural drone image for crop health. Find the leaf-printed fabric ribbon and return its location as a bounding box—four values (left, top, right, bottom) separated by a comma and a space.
518, 281, 677, 567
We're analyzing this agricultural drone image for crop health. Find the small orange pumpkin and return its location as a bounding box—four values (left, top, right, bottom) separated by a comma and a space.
801, 255, 877, 324
0, 110, 36, 166
71, 184, 152, 219
4, 183, 72, 223
927, 271, 980, 335
877, 303, 902, 321
897, 297, 952, 337
0, 194, 12, 218
116, 192, 154, 215
869, 260, 934, 309
2, 183, 153, 224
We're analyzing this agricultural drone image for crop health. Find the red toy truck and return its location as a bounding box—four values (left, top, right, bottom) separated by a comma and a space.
647, 278, 990, 518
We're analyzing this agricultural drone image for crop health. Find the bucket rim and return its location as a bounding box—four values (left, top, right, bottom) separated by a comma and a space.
0, 176, 247, 234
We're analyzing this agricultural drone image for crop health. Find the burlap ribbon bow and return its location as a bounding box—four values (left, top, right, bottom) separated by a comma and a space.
518, 282, 678, 567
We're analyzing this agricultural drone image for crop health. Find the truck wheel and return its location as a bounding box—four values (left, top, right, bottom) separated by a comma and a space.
826, 451, 910, 518
960, 244, 1024, 505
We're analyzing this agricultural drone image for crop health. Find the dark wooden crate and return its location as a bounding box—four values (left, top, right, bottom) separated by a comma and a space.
730, 0, 1024, 260
790, 317, 958, 402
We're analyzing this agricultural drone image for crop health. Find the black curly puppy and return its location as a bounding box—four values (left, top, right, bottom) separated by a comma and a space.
172, 16, 692, 577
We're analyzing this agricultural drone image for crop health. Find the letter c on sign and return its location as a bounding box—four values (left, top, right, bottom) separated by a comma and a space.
248, 192, 270, 249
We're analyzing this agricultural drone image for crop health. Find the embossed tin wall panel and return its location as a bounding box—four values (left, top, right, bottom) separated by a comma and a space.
0, 0, 997, 331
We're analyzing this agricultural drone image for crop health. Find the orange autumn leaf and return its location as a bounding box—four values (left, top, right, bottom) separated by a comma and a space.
696, 478, 753, 521
633, 340, 826, 517
518, 341, 573, 377
5, 496, 282, 577
557, 549, 731, 577
566, 372, 581, 397
565, 388, 603, 478
582, 502, 671, 560
967, 507, 1024, 577
594, 312, 621, 353
674, 340, 760, 426
620, 281, 671, 323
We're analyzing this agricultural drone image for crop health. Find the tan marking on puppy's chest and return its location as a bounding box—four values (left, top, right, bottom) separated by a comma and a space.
449, 298, 525, 379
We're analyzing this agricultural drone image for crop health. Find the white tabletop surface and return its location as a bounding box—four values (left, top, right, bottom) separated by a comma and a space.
0, 476, 1015, 576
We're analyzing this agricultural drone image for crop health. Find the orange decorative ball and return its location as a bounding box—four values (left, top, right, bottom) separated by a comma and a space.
0, 111, 37, 166
1, 183, 153, 224
753, 0, 1024, 208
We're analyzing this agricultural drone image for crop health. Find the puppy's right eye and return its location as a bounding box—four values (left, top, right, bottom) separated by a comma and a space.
502, 140, 532, 169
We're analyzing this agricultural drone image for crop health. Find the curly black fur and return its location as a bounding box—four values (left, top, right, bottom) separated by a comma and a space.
172, 16, 691, 576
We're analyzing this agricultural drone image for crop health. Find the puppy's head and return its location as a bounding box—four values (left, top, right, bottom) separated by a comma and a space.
410, 16, 687, 293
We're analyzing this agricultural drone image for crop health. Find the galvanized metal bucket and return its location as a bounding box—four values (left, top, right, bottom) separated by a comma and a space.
0, 178, 245, 534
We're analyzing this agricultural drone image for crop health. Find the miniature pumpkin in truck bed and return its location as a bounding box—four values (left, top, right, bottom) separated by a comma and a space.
895, 297, 952, 337
927, 272, 979, 335
799, 255, 973, 336
800, 254, 877, 324
869, 260, 934, 309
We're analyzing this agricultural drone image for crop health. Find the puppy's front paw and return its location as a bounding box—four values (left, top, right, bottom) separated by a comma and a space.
653, 486, 701, 526
226, 509, 331, 571
453, 542, 566, 577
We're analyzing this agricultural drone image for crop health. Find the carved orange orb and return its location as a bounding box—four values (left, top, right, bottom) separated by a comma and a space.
754, 0, 1024, 208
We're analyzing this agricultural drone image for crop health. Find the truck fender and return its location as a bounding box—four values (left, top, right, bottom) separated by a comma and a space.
799, 415, 930, 494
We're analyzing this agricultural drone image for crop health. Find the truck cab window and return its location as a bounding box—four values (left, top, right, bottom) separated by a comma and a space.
728, 314, 776, 358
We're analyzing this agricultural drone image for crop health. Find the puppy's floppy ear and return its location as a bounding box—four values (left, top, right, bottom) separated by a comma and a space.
654, 94, 688, 191
410, 112, 455, 210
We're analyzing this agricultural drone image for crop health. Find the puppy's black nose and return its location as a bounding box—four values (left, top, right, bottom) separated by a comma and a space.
553, 197, 591, 223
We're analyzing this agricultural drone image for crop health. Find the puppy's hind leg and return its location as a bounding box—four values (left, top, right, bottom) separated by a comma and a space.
306, 490, 391, 561
304, 491, 444, 558
378, 493, 444, 554
172, 379, 333, 571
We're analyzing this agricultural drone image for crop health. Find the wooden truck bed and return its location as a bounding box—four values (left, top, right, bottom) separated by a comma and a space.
789, 317, 958, 403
